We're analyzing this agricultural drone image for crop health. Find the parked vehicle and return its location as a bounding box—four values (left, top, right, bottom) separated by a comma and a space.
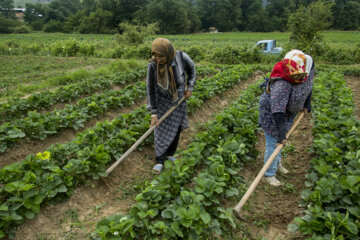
254, 40, 283, 54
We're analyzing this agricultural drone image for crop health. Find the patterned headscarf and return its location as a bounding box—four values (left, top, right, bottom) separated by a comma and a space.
151, 38, 178, 101
270, 49, 308, 84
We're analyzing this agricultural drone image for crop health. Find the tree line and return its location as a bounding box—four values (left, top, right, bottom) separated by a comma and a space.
1, 0, 359, 34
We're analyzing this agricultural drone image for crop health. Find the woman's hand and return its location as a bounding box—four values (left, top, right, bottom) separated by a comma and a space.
185, 91, 192, 99
276, 139, 287, 146
302, 108, 309, 115
151, 115, 159, 127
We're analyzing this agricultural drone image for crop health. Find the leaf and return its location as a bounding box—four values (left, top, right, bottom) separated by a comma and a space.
344, 221, 358, 235
0, 204, 8, 211
33, 195, 44, 205
171, 222, 184, 238
25, 211, 36, 219
56, 185, 67, 193
200, 211, 211, 224
31, 204, 40, 213
5, 181, 19, 193
161, 209, 174, 219
287, 223, 299, 233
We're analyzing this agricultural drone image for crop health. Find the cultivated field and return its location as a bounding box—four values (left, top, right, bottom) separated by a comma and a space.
0, 31, 359, 240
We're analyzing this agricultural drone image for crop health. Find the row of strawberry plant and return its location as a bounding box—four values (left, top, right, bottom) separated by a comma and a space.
0, 81, 146, 153
317, 65, 360, 76
0, 64, 266, 154
94, 79, 264, 239
0, 65, 265, 238
0, 64, 219, 124
290, 71, 360, 239
0, 68, 146, 124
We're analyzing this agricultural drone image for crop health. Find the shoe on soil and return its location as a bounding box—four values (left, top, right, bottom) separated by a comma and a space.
264, 176, 282, 187
278, 163, 289, 175
167, 156, 176, 161
152, 164, 163, 174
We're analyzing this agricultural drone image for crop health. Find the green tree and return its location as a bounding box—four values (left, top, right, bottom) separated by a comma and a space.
265, 0, 296, 32
240, 0, 273, 32
98, 0, 148, 28
287, 0, 333, 54
64, 9, 88, 33
78, 8, 114, 33
117, 21, 159, 45
0, 0, 16, 19
24, 3, 46, 30
197, 0, 242, 31
136, 0, 199, 34
332, 0, 360, 30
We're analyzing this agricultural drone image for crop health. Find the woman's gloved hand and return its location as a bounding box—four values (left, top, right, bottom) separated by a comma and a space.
151, 115, 159, 127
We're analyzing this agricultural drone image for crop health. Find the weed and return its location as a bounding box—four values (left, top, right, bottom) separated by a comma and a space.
65, 208, 80, 221
282, 183, 297, 194
282, 144, 297, 158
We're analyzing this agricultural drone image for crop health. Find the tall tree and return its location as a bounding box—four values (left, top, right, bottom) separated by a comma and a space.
97, 0, 148, 28
288, 0, 333, 53
136, 0, 200, 34
332, 0, 360, 30
240, 0, 272, 32
197, 0, 242, 31
0, 0, 16, 19
265, 0, 296, 32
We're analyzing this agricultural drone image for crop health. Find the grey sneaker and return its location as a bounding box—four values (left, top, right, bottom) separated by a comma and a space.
152, 164, 163, 174
264, 176, 282, 187
278, 163, 289, 174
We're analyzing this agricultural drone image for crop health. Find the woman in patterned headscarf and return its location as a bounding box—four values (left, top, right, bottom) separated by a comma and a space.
146, 38, 196, 174
259, 49, 314, 186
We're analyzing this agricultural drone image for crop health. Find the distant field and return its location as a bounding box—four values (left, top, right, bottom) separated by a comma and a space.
0, 55, 114, 100
1, 31, 358, 50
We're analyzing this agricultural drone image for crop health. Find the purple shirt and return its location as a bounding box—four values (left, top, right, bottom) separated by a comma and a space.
259, 71, 314, 137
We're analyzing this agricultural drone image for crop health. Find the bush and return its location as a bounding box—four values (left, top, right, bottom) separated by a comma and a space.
182, 45, 206, 62
0, 15, 20, 33
211, 45, 263, 64
42, 20, 64, 33
50, 39, 95, 57
10, 25, 31, 33
117, 22, 159, 45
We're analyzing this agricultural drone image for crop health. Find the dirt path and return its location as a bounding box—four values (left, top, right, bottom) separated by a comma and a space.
14, 72, 265, 240
345, 75, 360, 119
237, 74, 360, 240
236, 113, 313, 240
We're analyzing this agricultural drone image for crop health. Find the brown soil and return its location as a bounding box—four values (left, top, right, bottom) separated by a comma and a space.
236, 113, 313, 240
345, 75, 360, 119
14, 72, 265, 239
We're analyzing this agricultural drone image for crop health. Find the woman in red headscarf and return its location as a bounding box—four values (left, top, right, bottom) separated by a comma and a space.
146, 38, 196, 174
259, 49, 314, 186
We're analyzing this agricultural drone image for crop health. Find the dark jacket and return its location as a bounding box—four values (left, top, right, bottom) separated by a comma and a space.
146, 51, 196, 114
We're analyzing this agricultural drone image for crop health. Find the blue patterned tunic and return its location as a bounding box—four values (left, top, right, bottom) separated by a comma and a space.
259, 67, 314, 138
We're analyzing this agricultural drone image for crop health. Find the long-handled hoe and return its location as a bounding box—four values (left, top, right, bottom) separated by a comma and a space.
106, 96, 186, 175
233, 111, 305, 218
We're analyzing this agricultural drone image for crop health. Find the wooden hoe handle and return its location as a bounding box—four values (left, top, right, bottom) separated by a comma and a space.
233, 111, 305, 215
106, 96, 186, 175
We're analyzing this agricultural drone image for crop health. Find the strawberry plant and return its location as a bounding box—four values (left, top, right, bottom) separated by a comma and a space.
290, 71, 360, 239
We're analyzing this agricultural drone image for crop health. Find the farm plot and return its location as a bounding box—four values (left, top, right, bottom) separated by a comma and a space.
0, 64, 268, 238
13, 69, 266, 240
1, 52, 359, 239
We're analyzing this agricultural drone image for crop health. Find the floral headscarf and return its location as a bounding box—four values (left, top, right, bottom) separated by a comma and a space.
151, 38, 178, 101
270, 49, 309, 84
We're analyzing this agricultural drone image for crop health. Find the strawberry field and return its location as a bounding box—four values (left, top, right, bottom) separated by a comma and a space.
0, 32, 359, 240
